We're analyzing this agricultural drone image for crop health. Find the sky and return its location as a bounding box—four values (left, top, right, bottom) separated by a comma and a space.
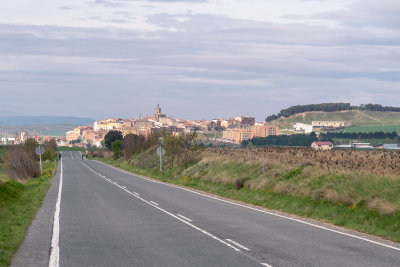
0, 0, 399, 121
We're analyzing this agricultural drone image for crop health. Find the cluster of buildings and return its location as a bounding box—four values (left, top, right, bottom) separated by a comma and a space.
312, 141, 399, 151
65, 105, 280, 147
66, 105, 203, 147
0, 131, 66, 145
294, 121, 352, 133
222, 125, 279, 143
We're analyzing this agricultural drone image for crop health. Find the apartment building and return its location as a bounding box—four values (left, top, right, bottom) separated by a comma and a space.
223, 125, 279, 143
252, 125, 279, 138
223, 128, 253, 143
66, 130, 79, 142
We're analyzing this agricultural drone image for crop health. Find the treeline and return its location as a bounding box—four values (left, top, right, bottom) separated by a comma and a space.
99, 130, 199, 169
242, 133, 318, 147
102, 130, 159, 160
320, 131, 398, 141
243, 131, 399, 148
265, 103, 400, 122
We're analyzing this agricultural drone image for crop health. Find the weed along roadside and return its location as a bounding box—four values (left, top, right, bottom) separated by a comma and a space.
92, 147, 400, 244
0, 157, 58, 266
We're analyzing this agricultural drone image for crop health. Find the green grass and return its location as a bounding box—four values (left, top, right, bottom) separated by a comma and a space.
95, 156, 400, 244
335, 124, 400, 133
273, 110, 400, 129
0, 161, 56, 266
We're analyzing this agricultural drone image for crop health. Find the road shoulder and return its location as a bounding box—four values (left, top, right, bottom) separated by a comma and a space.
11, 161, 61, 267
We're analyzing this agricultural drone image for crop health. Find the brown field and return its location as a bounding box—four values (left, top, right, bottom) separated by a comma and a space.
205, 147, 400, 177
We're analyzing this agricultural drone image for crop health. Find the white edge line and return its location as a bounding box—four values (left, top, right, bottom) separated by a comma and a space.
226, 239, 250, 251
49, 158, 63, 267
133, 192, 139, 196
93, 160, 400, 252
177, 214, 193, 222
81, 162, 241, 253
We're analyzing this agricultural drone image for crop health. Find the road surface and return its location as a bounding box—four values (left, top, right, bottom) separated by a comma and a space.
12, 151, 400, 266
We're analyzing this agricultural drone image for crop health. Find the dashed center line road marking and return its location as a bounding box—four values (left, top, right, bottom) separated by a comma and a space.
81, 162, 246, 255
149, 201, 159, 206
261, 263, 273, 267
177, 214, 193, 222
226, 239, 250, 251
93, 160, 400, 253
133, 192, 140, 196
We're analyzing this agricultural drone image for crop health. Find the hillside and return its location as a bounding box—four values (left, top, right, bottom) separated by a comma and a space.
270, 110, 400, 129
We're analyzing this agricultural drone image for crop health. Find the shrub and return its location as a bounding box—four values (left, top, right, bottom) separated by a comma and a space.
235, 179, 245, 190
111, 140, 123, 160
5, 146, 40, 182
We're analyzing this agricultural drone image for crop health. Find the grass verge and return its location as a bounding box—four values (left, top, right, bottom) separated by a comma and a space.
0, 160, 57, 266
95, 157, 400, 244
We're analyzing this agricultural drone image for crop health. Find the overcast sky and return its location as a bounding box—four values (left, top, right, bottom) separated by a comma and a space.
0, 0, 399, 121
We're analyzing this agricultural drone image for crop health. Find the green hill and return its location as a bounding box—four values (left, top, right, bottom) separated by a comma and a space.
271, 110, 400, 130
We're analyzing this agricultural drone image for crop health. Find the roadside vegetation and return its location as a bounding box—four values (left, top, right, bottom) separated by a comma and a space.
0, 140, 58, 266
91, 133, 400, 243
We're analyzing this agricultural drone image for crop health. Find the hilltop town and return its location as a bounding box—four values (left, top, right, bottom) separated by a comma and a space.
62, 104, 280, 148
2, 104, 400, 151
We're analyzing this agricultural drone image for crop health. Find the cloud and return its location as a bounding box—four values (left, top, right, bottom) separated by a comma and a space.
0, 1, 399, 120
59, 6, 74, 10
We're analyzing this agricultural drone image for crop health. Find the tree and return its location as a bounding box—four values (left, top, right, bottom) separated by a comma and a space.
104, 130, 123, 150
163, 133, 199, 169
43, 139, 57, 160
111, 140, 123, 160
122, 134, 146, 160
163, 134, 184, 168
24, 138, 39, 159
181, 133, 199, 169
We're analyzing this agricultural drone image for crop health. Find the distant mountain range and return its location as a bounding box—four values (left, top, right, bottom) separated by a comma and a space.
0, 116, 95, 126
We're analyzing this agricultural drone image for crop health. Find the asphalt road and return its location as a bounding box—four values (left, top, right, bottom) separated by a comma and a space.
12, 151, 400, 267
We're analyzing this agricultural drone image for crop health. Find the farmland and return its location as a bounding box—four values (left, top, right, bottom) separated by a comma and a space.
335, 124, 400, 133
271, 110, 400, 129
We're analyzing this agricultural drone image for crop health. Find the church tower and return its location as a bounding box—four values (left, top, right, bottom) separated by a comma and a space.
155, 104, 161, 119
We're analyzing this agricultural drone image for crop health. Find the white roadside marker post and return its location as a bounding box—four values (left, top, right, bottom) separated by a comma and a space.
35, 144, 45, 176
157, 137, 165, 172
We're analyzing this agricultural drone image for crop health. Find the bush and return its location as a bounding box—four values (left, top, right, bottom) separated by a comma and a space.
235, 179, 245, 190
5, 146, 40, 182
42, 139, 57, 161
111, 140, 123, 160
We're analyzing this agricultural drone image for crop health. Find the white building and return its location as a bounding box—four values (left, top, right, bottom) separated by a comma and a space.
293, 123, 313, 133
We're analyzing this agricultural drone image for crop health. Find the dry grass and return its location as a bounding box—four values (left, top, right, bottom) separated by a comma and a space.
367, 198, 397, 215
182, 148, 400, 215
205, 147, 400, 177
